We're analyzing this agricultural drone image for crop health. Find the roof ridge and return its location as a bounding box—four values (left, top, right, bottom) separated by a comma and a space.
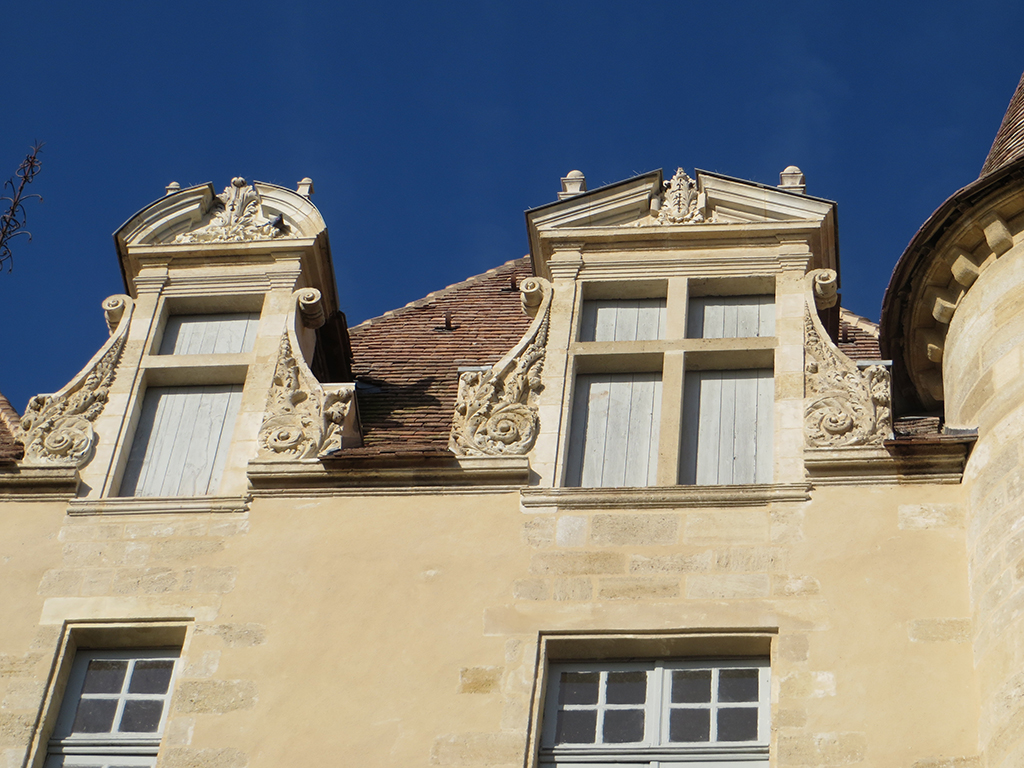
981, 70, 1024, 178
351, 256, 529, 330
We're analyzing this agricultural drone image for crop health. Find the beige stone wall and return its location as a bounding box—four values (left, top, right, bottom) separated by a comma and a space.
944, 240, 1024, 768
0, 485, 978, 768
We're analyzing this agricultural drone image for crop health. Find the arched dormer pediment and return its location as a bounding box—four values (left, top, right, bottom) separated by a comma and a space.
113, 177, 336, 313
116, 178, 327, 247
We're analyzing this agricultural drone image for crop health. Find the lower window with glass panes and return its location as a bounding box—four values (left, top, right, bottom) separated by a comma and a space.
44, 649, 179, 768
540, 659, 769, 767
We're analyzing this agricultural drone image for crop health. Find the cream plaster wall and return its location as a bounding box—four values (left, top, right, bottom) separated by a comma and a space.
0, 486, 977, 768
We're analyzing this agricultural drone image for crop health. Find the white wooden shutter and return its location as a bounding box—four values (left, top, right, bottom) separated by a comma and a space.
686, 296, 774, 339
580, 299, 666, 342
159, 313, 260, 355
679, 369, 773, 485
120, 385, 243, 497
566, 372, 662, 487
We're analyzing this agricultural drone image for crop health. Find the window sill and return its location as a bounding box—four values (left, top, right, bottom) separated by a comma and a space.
521, 483, 810, 510
67, 495, 251, 516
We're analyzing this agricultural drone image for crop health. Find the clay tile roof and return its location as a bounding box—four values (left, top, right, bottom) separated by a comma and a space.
348, 257, 535, 453
0, 392, 23, 462
837, 308, 881, 361
980, 71, 1024, 178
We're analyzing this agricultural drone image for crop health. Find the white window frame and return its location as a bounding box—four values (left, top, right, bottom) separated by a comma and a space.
540, 659, 769, 766
45, 650, 180, 768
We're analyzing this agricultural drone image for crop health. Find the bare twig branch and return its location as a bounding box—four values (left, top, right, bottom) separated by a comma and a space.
0, 143, 43, 273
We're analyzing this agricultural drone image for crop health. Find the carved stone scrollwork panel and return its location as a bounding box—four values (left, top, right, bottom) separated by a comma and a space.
450, 277, 552, 457
174, 178, 289, 244
804, 272, 891, 448
19, 295, 134, 467
255, 289, 359, 461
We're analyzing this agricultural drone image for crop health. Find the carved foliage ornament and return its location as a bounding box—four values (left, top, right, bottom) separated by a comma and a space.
804, 271, 891, 447
175, 177, 289, 244
450, 277, 552, 457
19, 295, 134, 467
256, 289, 354, 460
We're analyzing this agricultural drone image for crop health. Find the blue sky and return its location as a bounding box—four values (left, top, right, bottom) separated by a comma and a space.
1, 1, 1022, 412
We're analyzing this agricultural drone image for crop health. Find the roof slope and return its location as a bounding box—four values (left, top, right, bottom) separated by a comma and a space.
837, 309, 881, 360
981, 71, 1024, 177
347, 258, 535, 454
0, 393, 23, 462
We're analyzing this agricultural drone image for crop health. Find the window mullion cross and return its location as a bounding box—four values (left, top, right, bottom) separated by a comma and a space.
111, 658, 136, 733
709, 667, 719, 742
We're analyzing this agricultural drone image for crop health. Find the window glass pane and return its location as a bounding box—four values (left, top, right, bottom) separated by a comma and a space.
119, 384, 244, 497
718, 669, 759, 702
671, 670, 711, 703
580, 299, 666, 342
566, 373, 662, 488
717, 707, 758, 741
119, 700, 164, 733
686, 296, 774, 339
669, 708, 710, 742
81, 660, 127, 694
159, 313, 260, 355
128, 660, 174, 694
603, 709, 644, 743
555, 709, 597, 744
71, 699, 118, 733
605, 671, 646, 705
558, 672, 600, 705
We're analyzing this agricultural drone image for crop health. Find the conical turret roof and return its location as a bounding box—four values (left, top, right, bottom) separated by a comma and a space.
980, 70, 1024, 177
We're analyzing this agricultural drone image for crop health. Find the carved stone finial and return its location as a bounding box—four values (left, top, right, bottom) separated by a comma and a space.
165, 181, 180, 196
19, 295, 134, 467
559, 170, 587, 200
296, 177, 314, 197
450, 277, 553, 457
255, 290, 359, 460
779, 165, 806, 194
804, 272, 891, 448
174, 178, 290, 244
656, 168, 707, 225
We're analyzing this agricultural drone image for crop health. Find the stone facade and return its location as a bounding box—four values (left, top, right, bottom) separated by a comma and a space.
3, 72, 1024, 768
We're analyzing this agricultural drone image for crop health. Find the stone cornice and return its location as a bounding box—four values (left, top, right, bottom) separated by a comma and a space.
520, 483, 811, 511
0, 465, 79, 499
247, 455, 531, 492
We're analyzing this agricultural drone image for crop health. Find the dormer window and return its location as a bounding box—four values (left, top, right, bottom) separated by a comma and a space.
564, 279, 776, 489
117, 306, 261, 498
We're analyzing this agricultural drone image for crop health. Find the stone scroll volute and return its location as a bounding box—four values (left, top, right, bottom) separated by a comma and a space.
449, 277, 552, 457
19, 295, 134, 467
804, 270, 892, 448
256, 289, 359, 460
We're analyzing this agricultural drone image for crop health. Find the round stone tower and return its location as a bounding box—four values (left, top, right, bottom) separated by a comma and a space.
883, 71, 1024, 768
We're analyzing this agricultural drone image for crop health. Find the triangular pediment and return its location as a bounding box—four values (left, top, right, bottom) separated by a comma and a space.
527, 169, 834, 238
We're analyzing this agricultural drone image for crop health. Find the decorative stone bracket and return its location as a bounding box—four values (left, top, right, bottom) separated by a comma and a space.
449, 277, 552, 456
255, 289, 360, 460
804, 270, 892, 448
19, 295, 134, 467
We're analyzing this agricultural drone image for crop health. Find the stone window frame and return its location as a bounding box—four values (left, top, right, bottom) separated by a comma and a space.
27, 622, 190, 768
105, 294, 267, 500
560, 276, 777, 488
527, 631, 775, 768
